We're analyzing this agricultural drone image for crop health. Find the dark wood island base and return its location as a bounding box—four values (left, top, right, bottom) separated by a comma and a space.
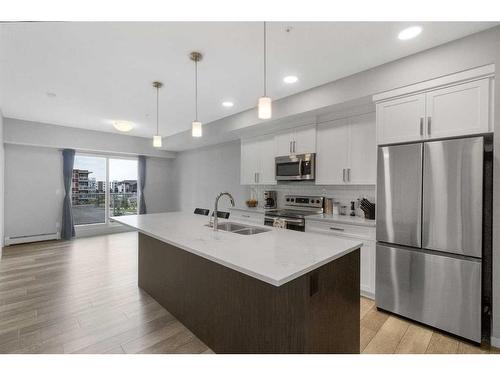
138, 233, 360, 353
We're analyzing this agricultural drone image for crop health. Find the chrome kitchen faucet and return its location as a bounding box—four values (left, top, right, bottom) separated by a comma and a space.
210, 192, 235, 231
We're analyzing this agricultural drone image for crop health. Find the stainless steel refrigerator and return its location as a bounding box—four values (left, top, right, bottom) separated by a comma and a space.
376, 135, 492, 343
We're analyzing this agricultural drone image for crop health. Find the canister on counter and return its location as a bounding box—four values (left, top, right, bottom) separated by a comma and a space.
324, 198, 333, 214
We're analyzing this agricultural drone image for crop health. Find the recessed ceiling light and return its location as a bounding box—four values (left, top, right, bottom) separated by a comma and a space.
398, 26, 422, 40
283, 75, 298, 84
46, 92, 57, 98
222, 101, 234, 108
113, 120, 134, 132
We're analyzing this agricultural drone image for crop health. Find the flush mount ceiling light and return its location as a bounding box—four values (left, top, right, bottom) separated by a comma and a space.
222, 101, 234, 108
152, 81, 163, 148
46, 91, 57, 98
398, 26, 422, 40
190, 51, 203, 138
283, 75, 298, 84
257, 21, 272, 120
113, 120, 134, 132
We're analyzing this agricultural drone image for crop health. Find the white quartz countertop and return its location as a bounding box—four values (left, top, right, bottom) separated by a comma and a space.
112, 212, 362, 287
306, 214, 376, 227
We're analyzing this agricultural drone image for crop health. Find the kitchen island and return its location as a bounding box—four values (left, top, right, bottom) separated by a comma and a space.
112, 212, 362, 353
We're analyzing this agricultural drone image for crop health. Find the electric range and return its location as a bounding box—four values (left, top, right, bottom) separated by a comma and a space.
264, 195, 324, 231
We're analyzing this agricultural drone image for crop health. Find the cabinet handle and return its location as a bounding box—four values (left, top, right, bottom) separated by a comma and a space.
256, 172, 259, 183
420, 117, 424, 136
289, 141, 292, 154
254, 172, 257, 183
242, 214, 250, 218
342, 168, 346, 182
330, 227, 345, 232
347, 168, 351, 182
427, 116, 431, 135
293, 141, 296, 153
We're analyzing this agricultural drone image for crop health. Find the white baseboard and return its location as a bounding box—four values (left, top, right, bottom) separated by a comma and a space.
5, 232, 60, 246
75, 222, 133, 238
491, 336, 500, 349
361, 289, 375, 300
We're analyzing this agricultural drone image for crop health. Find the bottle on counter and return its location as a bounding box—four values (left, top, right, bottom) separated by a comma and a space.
350, 201, 356, 216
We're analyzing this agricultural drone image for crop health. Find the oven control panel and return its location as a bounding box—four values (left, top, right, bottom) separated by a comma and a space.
284, 195, 324, 209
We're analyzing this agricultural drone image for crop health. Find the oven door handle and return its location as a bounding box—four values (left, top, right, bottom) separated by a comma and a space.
283, 218, 305, 226
264, 217, 305, 226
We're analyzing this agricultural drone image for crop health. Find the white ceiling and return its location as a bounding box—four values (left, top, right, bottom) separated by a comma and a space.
0, 22, 497, 139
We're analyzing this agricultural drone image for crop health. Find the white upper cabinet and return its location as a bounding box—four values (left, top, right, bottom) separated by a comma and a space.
348, 113, 377, 184
275, 124, 316, 156
316, 119, 349, 185
258, 136, 277, 185
240, 136, 276, 185
240, 138, 259, 185
316, 113, 376, 185
376, 93, 426, 145
425, 79, 490, 139
293, 125, 317, 154
275, 131, 294, 156
374, 65, 494, 145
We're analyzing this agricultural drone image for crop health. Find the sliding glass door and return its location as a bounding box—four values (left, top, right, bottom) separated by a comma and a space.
72, 154, 138, 226
109, 158, 138, 217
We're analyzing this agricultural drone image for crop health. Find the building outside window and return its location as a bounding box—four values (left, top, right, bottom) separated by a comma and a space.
72, 154, 138, 225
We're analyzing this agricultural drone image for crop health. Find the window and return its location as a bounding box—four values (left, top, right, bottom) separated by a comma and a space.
72, 154, 138, 226
73, 155, 106, 225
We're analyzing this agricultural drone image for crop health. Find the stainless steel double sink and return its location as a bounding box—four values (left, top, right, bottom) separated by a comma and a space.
206, 221, 271, 235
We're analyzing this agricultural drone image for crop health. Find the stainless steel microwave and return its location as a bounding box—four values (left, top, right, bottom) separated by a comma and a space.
275, 153, 316, 181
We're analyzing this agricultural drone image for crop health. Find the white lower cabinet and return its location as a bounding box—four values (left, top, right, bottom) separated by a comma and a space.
305, 220, 376, 297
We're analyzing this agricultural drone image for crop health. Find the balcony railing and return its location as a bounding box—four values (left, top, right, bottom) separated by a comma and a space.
72, 192, 138, 225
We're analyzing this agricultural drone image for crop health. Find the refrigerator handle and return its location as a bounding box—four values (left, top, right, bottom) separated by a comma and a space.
427, 116, 432, 135
420, 117, 424, 136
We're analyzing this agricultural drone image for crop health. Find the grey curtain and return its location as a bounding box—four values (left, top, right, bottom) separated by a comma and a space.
138, 155, 147, 214
61, 149, 75, 240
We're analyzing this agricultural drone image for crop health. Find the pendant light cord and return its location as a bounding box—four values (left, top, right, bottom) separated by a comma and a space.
195, 59, 198, 121
156, 86, 159, 136
263, 21, 267, 97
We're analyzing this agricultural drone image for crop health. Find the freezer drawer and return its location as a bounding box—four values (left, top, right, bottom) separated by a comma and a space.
423, 137, 483, 258
377, 143, 422, 248
376, 244, 481, 342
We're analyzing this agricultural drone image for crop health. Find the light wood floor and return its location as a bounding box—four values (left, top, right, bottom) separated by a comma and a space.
0, 232, 497, 354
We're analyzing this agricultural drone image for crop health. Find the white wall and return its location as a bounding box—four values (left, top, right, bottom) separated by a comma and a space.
144, 156, 177, 213
171, 140, 250, 213
0, 111, 4, 254
4, 144, 64, 240
3, 118, 175, 159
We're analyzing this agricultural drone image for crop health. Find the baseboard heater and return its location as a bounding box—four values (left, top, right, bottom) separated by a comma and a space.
5, 232, 60, 246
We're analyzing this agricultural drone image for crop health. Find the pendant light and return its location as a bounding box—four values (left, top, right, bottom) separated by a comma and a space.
190, 51, 203, 137
258, 21, 271, 120
152, 81, 163, 148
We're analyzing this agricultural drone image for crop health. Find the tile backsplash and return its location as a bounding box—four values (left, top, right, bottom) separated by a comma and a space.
249, 183, 376, 210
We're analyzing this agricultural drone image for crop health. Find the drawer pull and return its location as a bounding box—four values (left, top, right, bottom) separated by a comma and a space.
242, 214, 250, 218
329, 227, 345, 232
